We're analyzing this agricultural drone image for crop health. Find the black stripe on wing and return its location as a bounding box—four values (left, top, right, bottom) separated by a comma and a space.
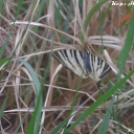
73, 50, 89, 77
53, 49, 89, 78
90, 53, 94, 75
63, 50, 75, 68
53, 50, 72, 71
99, 63, 111, 78
82, 51, 92, 73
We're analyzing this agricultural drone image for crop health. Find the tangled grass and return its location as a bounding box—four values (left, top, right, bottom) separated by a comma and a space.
0, 0, 134, 133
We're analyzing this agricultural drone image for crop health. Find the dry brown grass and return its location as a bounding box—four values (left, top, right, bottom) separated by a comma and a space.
0, 0, 134, 133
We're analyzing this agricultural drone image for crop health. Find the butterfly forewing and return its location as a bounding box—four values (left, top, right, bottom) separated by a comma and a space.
53, 49, 90, 78
53, 49, 111, 82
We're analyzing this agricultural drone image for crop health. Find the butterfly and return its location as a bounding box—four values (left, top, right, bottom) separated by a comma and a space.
53, 49, 112, 88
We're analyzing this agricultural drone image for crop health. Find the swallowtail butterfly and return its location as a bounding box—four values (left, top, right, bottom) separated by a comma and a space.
53, 49, 111, 88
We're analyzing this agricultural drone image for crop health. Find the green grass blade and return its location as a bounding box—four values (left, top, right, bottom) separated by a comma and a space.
33, 0, 46, 42
51, 116, 71, 134
26, 94, 42, 134
98, 95, 115, 134
61, 69, 134, 133
0, 35, 11, 58
84, 0, 107, 31
0, 1, 4, 21
0, 57, 12, 81
61, 1, 73, 43
118, 10, 134, 79
18, 58, 40, 95
14, 0, 23, 20
18, 58, 42, 134
0, 57, 11, 67
97, 3, 112, 34
63, 78, 82, 134
0, 95, 7, 120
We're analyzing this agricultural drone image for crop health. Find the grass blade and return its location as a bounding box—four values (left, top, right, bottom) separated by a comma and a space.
18, 58, 42, 134
98, 95, 114, 134
0, 57, 11, 67
63, 78, 82, 134
61, 1, 73, 43
0, 96, 7, 120
84, 0, 107, 31
118, 10, 134, 79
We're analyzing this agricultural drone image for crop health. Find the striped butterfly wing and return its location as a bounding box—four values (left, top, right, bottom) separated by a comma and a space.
53, 49, 111, 83
53, 49, 90, 78
87, 51, 112, 82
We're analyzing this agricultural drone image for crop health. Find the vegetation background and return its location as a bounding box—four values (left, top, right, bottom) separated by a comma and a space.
0, 0, 134, 133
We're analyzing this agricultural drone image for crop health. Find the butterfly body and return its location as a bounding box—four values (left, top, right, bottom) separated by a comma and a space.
53, 49, 111, 85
